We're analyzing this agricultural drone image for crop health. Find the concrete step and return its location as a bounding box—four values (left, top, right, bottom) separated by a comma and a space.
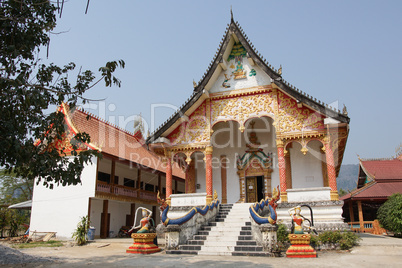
234, 245, 263, 252
193, 235, 207, 240
200, 245, 235, 252
238, 235, 254, 241
166, 250, 198, 255
198, 251, 232, 256
179, 245, 201, 251
237, 240, 257, 246
167, 203, 268, 257
212, 223, 246, 228
201, 236, 239, 242
187, 240, 204, 245
206, 230, 241, 236
209, 221, 250, 227
232, 251, 271, 257
203, 240, 237, 247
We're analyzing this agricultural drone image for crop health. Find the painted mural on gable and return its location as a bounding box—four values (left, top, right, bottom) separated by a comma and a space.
210, 43, 272, 94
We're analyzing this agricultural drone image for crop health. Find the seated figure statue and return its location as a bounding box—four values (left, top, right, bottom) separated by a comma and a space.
129, 207, 153, 233
288, 206, 307, 234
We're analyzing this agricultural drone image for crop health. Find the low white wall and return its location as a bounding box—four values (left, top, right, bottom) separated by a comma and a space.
287, 187, 331, 202
170, 193, 207, 207
29, 157, 97, 240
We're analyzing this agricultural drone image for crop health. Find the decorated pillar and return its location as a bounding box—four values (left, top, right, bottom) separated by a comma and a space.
323, 136, 339, 201
165, 156, 172, 204
264, 175, 269, 199
185, 160, 196, 193
237, 170, 246, 203
220, 155, 228, 204
184, 165, 191, 193
285, 149, 292, 189
276, 139, 287, 202
205, 146, 213, 203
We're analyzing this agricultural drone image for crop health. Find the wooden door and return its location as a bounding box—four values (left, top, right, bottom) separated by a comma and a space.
246, 177, 257, 203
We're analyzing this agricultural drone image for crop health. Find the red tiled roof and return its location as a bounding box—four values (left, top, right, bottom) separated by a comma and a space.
361, 158, 402, 181
341, 181, 402, 201
62, 104, 184, 179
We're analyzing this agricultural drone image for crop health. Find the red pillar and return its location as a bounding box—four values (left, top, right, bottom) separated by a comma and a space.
276, 139, 287, 202
185, 166, 190, 193
205, 146, 213, 203
165, 156, 172, 202
324, 136, 339, 200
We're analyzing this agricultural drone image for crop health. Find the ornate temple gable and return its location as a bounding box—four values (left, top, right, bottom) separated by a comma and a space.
146, 16, 349, 146
276, 91, 325, 135
47, 129, 89, 155
167, 101, 210, 146
211, 89, 276, 130
36, 104, 99, 156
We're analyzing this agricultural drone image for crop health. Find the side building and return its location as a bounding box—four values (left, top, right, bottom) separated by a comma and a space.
341, 154, 402, 233
30, 103, 184, 239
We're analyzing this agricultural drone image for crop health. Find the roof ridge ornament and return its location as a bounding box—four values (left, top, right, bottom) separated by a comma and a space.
230, 5, 234, 22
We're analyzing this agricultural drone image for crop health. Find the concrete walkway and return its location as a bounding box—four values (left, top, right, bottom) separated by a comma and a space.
16, 233, 402, 268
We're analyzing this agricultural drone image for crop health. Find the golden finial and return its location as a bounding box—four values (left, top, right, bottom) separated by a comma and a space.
342, 104, 348, 116
213, 189, 218, 200
193, 79, 197, 88
278, 65, 282, 75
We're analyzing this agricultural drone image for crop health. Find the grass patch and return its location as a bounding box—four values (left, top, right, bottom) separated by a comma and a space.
13, 240, 64, 249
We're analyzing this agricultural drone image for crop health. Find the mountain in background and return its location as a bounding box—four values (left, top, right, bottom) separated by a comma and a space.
336, 164, 359, 192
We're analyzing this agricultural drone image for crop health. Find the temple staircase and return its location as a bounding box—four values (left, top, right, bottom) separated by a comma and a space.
166, 203, 270, 256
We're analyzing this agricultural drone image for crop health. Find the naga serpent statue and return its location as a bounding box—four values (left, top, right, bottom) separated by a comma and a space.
157, 191, 220, 226
249, 186, 280, 224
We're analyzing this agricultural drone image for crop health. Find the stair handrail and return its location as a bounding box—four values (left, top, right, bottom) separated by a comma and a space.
249, 186, 280, 225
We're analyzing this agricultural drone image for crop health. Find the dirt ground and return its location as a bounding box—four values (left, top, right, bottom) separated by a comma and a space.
1, 234, 402, 268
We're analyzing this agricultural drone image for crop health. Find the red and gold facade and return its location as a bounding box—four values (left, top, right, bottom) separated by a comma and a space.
149, 84, 349, 204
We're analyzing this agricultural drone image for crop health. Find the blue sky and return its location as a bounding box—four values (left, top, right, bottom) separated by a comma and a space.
43, 0, 402, 165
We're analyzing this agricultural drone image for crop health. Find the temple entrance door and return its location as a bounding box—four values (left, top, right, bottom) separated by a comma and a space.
246, 176, 264, 203
246, 177, 257, 203
256, 176, 264, 201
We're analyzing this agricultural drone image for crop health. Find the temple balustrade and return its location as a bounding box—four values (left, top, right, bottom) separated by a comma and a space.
95, 181, 160, 203
347, 219, 387, 235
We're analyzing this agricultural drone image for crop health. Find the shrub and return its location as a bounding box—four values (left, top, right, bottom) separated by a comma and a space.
276, 224, 289, 243
309, 234, 319, 249
316, 230, 360, 250
318, 230, 342, 244
339, 232, 360, 250
72, 216, 89, 246
377, 193, 402, 237
272, 224, 290, 253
